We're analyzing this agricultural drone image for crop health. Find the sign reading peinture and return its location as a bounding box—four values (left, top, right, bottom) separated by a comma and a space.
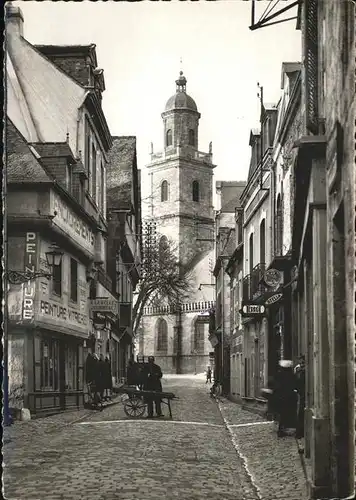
39, 300, 88, 327
22, 232, 37, 321
50, 192, 95, 252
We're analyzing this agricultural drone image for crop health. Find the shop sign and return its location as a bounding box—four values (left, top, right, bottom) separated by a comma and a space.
263, 269, 283, 288
38, 300, 88, 328
90, 298, 119, 317
22, 232, 37, 322
264, 293, 283, 306
209, 334, 219, 348
50, 192, 95, 253
241, 304, 266, 317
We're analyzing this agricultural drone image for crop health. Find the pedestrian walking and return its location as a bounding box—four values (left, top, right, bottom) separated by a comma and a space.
103, 355, 113, 400
274, 360, 298, 437
143, 356, 163, 418
294, 355, 306, 439
206, 366, 212, 384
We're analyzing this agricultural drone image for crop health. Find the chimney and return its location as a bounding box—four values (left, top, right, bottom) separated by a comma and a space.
6, 3, 24, 37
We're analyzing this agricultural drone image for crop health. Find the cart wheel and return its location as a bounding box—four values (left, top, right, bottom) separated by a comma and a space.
124, 396, 146, 418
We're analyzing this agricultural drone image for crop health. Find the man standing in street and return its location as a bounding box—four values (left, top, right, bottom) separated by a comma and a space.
143, 356, 163, 418
294, 355, 306, 439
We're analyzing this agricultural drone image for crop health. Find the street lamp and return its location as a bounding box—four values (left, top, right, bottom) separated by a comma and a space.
6, 248, 63, 284
4, 247, 63, 426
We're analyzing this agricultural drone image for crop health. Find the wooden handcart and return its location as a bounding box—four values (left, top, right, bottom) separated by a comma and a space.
118, 386, 178, 419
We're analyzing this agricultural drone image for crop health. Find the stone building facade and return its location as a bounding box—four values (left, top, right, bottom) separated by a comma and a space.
6, 5, 116, 416
290, 1, 355, 498
106, 136, 142, 383
212, 181, 246, 393
139, 72, 215, 374
240, 105, 278, 408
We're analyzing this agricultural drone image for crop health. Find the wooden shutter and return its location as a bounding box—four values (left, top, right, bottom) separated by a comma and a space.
304, 0, 319, 134
34, 336, 41, 391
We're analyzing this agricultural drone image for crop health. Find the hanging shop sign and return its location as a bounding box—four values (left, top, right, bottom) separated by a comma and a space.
263, 268, 283, 288
240, 304, 266, 317
264, 293, 283, 306
90, 297, 119, 317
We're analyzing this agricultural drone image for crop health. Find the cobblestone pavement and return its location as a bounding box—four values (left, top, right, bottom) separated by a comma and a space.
216, 395, 309, 500
3, 375, 307, 500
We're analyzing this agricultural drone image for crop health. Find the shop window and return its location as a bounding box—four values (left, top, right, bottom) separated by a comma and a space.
189, 129, 195, 146
65, 345, 78, 390
40, 338, 60, 391
156, 318, 168, 352
192, 180, 200, 202
166, 129, 172, 147
70, 258, 78, 302
161, 180, 169, 202
52, 259, 62, 296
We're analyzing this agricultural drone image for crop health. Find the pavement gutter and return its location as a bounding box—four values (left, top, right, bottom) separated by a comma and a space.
214, 395, 263, 500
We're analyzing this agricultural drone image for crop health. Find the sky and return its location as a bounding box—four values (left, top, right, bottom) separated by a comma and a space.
14, 0, 301, 213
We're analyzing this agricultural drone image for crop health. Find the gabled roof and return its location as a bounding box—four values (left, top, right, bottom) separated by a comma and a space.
6, 9, 87, 154
106, 136, 137, 209
6, 118, 53, 184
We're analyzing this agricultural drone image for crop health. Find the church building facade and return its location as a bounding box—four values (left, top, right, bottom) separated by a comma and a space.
139, 72, 215, 374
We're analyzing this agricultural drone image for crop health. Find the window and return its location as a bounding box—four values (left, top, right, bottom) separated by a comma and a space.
188, 129, 195, 146
52, 259, 62, 296
276, 195, 283, 256
85, 117, 91, 186
193, 320, 205, 353
156, 318, 168, 352
304, 0, 319, 134
166, 129, 172, 147
192, 181, 200, 202
40, 338, 59, 391
161, 180, 169, 202
91, 144, 97, 202
249, 233, 254, 276
159, 235, 169, 258
70, 258, 78, 302
260, 219, 266, 264
100, 162, 105, 214
66, 164, 72, 194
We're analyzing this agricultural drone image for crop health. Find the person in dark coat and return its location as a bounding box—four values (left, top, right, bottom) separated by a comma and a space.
295, 355, 306, 439
97, 354, 106, 401
85, 352, 96, 385
104, 355, 113, 400
143, 356, 163, 418
126, 359, 138, 387
206, 367, 212, 384
274, 360, 298, 437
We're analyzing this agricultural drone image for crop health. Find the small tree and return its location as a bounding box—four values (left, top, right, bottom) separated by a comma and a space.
132, 233, 193, 337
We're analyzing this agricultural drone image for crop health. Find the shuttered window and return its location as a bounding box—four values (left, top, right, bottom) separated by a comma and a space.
304, 0, 319, 134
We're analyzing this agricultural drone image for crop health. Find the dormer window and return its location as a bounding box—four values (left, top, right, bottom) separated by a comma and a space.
188, 129, 195, 146
166, 129, 172, 147
192, 180, 200, 202
161, 180, 169, 202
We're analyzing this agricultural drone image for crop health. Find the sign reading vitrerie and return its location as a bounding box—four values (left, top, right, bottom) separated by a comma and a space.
39, 300, 88, 326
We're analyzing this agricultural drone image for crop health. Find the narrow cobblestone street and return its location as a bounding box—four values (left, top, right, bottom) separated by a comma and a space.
3, 375, 307, 500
